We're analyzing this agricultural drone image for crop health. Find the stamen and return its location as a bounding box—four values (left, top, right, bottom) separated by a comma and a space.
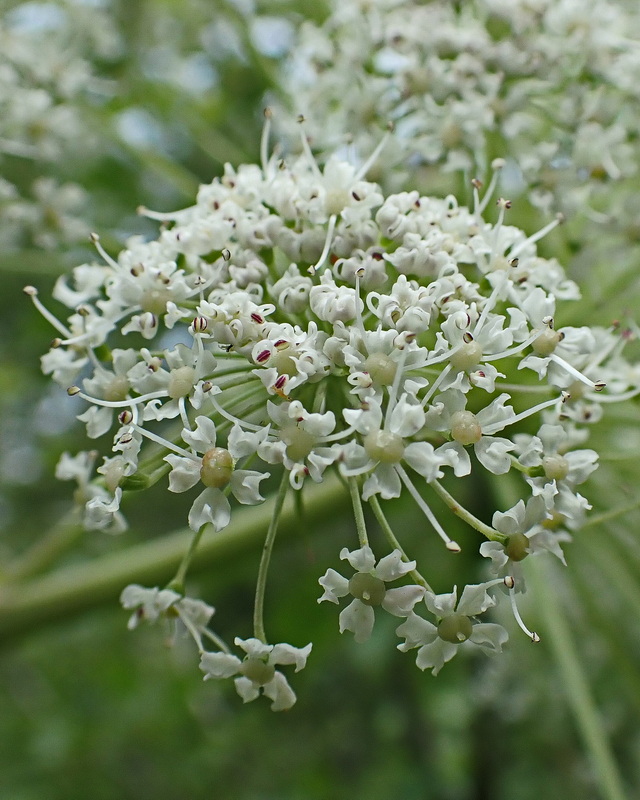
23, 286, 72, 338
508, 213, 564, 260
421, 364, 452, 408
477, 158, 505, 217
67, 387, 168, 408
384, 346, 409, 430
509, 587, 540, 642
260, 107, 273, 176
484, 330, 541, 361
482, 395, 562, 435
473, 271, 508, 337
90, 233, 120, 270
396, 465, 461, 552
308, 213, 337, 275
126, 420, 199, 461
489, 198, 511, 269
296, 116, 323, 180
209, 392, 264, 432
353, 121, 393, 182
548, 353, 605, 391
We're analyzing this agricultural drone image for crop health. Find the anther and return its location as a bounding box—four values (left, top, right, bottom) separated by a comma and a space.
23, 285, 37, 296
222, 249, 231, 261
594, 381, 606, 392
51, 338, 62, 348
201, 381, 213, 392
462, 331, 474, 343
118, 410, 133, 425
496, 197, 512, 209
67, 386, 81, 396
503, 576, 515, 589
256, 349, 271, 363
192, 317, 208, 333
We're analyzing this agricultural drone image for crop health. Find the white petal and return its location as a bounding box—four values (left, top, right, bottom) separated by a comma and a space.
230, 470, 268, 504
234, 637, 273, 659
188, 488, 230, 532
474, 436, 514, 475
318, 569, 350, 603
456, 583, 496, 616
396, 612, 437, 650
389, 394, 425, 438
382, 585, 425, 617
374, 550, 416, 582
435, 441, 471, 477
424, 588, 458, 617
199, 651, 242, 679
234, 675, 260, 703
262, 671, 297, 711
403, 441, 443, 482
469, 623, 509, 653
165, 454, 201, 493
340, 545, 376, 572
362, 463, 402, 500
183, 415, 217, 453
415, 638, 457, 675
270, 642, 313, 672
339, 599, 375, 643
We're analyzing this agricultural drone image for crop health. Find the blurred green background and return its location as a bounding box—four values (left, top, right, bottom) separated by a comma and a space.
1, 1, 639, 798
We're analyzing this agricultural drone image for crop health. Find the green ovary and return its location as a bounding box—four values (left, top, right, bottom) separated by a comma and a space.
438, 613, 473, 643
240, 658, 275, 686
200, 447, 233, 488
364, 430, 405, 463
167, 366, 196, 399
348, 572, 387, 606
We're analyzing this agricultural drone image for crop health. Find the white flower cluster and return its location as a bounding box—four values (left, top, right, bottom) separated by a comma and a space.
277, 0, 640, 225
0, 0, 118, 249
28, 123, 640, 706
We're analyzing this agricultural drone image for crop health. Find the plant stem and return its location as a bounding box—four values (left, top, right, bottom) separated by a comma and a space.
253, 471, 290, 643
348, 477, 369, 547
0, 472, 346, 645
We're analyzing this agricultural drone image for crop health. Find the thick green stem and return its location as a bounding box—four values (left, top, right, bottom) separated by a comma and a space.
253, 471, 289, 643
0, 472, 347, 645
529, 559, 629, 800
348, 477, 369, 547
368, 495, 431, 591
431, 480, 506, 542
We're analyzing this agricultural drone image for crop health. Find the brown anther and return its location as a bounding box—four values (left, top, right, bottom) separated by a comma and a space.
509, 257, 520, 268
462, 331, 474, 343
256, 349, 271, 363
504, 576, 515, 589
471, 178, 483, 189
251, 313, 265, 324
371, 251, 384, 261
531, 632, 541, 643
118, 410, 133, 425
202, 381, 213, 392
386, 120, 395, 132
222, 248, 231, 261
274, 375, 287, 390
274, 339, 289, 350
263, 107, 273, 119
297, 114, 306, 124
594, 381, 606, 392
497, 197, 512, 209
89, 232, 100, 243
352, 191, 361, 201
119, 434, 133, 445
77, 305, 90, 317
192, 317, 208, 333
51, 338, 62, 348
67, 386, 81, 396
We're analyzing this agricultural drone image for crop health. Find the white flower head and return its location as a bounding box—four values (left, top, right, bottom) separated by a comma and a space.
318, 546, 425, 643
200, 637, 312, 711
